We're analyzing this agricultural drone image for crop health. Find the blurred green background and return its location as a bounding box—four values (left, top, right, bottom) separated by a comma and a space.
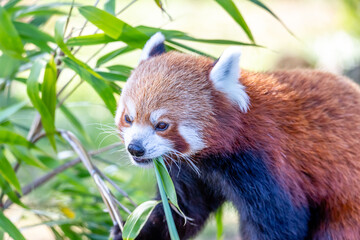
0, 0, 359, 239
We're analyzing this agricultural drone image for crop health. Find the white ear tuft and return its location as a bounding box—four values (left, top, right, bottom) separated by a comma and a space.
139, 32, 166, 62
210, 47, 250, 112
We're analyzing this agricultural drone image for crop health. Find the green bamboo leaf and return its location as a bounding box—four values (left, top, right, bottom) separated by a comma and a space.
215, 0, 255, 43
247, 0, 296, 38
0, 101, 27, 124
26, 59, 57, 150
96, 71, 128, 82
106, 65, 132, 77
8, 146, 46, 169
104, 0, 115, 15
154, 157, 180, 240
96, 46, 134, 67
0, 128, 34, 148
215, 206, 224, 240
0, 174, 26, 208
14, 3, 71, 18
66, 33, 114, 46
42, 57, 57, 120
14, 21, 55, 43
137, 25, 261, 47
0, 149, 21, 193
166, 40, 216, 59
62, 57, 117, 114
0, 53, 21, 79
21, 37, 53, 52
55, 18, 117, 114
78, 6, 149, 48
55, 18, 103, 79
4, 0, 21, 10
0, 211, 26, 240
59, 104, 90, 142
122, 200, 158, 240
0, 6, 24, 59
154, 157, 179, 208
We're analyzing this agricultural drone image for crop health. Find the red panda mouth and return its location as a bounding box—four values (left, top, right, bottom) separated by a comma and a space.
133, 157, 153, 165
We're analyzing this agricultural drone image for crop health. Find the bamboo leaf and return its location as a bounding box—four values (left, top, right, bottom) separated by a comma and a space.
215, 0, 255, 43
0, 149, 22, 193
247, 0, 296, 38
8, 146, 46, 169
122, 200, 158, 240
0, 101, 27, 124
106, 65, 132, 77
0, 174, 26, 208
166, 39, 216, 59
96, 46, 134, 67
0, 6, 24, 59
78, 6, 149, 48
0, 128, 34, 148
66, 33, 115, 46
59, 104, 90, 143
55, 18, 117, 114
62, 57, 117, 115
215, 206, 224, 240
154, 157, 179, 208
137, 25, 261, 47
0, 53, 21, 79
96, 71, 128, 82
104, 0, 115, 15
4, 0, 21, 10
42, 57, 57, 120
26, 59, 57, 150
153, 157, 180, 240
14, 21, 55, 43
14, 3, 71, 18
0, 211, 25, 240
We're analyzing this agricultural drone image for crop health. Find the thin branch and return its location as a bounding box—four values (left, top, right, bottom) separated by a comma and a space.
60, 131, 124, 230
58, 0, 138, 100
3, 143, 122, 210
116, 0, 138, 15
94, 166, 137, 207
64, 0, 75, 37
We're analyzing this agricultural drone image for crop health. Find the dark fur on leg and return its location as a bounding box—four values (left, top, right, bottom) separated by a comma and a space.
112, 163, 224, 240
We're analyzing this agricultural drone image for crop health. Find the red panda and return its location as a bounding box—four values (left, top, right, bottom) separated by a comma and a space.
113, 32, 360, 240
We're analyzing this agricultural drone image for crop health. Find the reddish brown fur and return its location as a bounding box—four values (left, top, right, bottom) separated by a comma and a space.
121, 51, 360, 239
206, 69, 360, 239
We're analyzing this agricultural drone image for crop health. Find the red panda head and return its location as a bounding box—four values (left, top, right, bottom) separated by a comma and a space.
115, 32, 250, 167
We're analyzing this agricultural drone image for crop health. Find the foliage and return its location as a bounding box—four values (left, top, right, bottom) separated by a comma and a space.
0, 0, 288, 239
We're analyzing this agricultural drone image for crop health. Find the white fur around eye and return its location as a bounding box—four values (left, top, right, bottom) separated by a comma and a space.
178, 124, 205, 153
150, 109, 167, 124
210, 47, 250, 112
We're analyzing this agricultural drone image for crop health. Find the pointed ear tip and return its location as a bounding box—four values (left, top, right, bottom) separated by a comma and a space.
151, 32, 165, 42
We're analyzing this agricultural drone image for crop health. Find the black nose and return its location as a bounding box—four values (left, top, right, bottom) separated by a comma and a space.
128, 142, 145, 157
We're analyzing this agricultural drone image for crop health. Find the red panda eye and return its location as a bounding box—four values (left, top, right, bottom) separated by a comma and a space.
124, 114, 132, 124
155, 122, 169, 131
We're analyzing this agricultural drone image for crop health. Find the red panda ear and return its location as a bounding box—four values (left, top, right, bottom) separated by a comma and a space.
210, 47, 250, 112
139, 32, 166, 62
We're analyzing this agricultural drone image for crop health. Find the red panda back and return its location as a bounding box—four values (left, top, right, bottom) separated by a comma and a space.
236, 70, 360, 236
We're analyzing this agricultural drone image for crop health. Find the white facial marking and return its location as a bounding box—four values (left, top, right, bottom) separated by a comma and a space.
114, 101, 123, 127
178, 124, 205, 153
115, 97, 136, 126
150, 109, 167, 124
122, 123, 173, 167
126, 98, 136, 118
139, 32, 165, 62
210, 46, 250, 112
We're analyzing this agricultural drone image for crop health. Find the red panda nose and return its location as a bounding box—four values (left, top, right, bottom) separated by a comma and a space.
128, 142, 145, 157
